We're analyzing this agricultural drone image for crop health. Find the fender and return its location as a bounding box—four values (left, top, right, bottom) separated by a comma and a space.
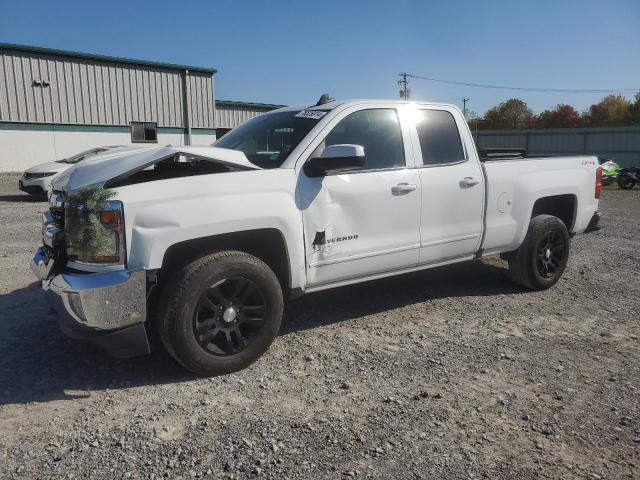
112, 168, 308, 290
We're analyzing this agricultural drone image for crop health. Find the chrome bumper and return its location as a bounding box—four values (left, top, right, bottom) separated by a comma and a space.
31, 247, 150, 357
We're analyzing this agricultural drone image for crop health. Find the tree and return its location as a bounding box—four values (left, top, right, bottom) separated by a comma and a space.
538, 104, 582, 128
480, 99, 535, 129
466, 111, 481, 131
471, 93, 640, 131
626, 92, 640, 125
583, 94, 632, 127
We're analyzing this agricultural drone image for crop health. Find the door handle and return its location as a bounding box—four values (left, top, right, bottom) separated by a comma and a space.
391, 183, 418, 195
459, 177, 480, 188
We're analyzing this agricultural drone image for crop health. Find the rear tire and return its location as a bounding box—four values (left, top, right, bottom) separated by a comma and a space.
601, 176, 614, 187
508, 215, 570, 290
617, 173, 636, 190
158, 250, 283, 376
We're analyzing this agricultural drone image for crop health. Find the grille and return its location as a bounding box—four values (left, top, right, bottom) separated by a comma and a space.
48, 191, 66, 233
51, 205, 65, 228
45, 191, 64, 248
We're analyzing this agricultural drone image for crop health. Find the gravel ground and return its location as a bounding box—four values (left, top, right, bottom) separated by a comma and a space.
0, 173, 638, 480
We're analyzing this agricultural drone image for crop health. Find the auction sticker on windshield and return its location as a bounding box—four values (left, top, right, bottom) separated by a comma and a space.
295, 110, 328, 120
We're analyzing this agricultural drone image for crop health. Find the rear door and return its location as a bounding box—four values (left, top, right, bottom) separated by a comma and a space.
410, 107, 484, 263
298, 105, 422, 286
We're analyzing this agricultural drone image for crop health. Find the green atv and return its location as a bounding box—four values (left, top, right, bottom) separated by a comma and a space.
599, 158, 623, 186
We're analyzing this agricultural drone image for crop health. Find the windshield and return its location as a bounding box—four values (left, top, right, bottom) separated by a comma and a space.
214, 110, 326, 168
57, 148, 107, 164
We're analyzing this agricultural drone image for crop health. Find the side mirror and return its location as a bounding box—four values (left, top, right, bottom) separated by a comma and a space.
306, 144, 365, 176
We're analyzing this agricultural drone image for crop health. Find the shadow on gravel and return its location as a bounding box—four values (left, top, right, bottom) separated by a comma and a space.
0, 194, 47, 203
282, 259, 526, 334
0, 259, 523, 407
0, 283, 193, 407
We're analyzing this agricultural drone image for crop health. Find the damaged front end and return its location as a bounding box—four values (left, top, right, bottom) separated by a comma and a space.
32, 192, 149, 358
35, 145, 261, 358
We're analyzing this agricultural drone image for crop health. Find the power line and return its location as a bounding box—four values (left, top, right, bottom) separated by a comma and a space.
406, 73, 638, 94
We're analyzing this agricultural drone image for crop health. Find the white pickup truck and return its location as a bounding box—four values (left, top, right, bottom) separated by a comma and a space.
32, 97, 602, 375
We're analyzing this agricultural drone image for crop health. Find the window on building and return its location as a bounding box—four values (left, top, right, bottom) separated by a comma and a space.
414, 110, 465, 166
322, 109, 405, 171
131, 122, 158, 143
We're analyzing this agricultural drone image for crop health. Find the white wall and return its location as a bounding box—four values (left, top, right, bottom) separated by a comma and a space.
0, 126, 215, 171
191, 132, 215, 147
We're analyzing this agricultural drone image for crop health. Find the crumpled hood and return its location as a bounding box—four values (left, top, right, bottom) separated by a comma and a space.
51, 145, 260, 192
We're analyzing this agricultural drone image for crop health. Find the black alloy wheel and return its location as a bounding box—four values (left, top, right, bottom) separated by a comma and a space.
535, 230, 566, 279
158, 250, 283, 376
507, 214, 570, 290
193, 277, 267, 356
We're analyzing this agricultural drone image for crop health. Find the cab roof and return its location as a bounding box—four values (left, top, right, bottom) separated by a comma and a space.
270, 99, 459, 114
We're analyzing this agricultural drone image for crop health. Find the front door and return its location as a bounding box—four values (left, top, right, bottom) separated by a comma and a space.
298, 107, 422, 287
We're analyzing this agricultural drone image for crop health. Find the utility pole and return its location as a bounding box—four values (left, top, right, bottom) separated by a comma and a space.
462, 98, 469, 119
398, 72, 410, 99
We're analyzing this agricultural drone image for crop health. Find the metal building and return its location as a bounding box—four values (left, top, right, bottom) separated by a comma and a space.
0, 42, 217, 171
215, 100, 284, 138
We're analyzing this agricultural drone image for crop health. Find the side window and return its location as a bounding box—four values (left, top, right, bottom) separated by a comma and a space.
323, 109, 405, 171
415, 110, 465, 166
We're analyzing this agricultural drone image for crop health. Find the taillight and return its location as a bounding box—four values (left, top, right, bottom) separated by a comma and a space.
595, 166, 602, 199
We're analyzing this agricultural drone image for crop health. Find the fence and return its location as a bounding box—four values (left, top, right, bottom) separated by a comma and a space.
473, 126, 640, 167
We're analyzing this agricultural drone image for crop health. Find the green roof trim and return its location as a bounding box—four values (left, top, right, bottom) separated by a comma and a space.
0, 42, 217, 75
216, 100, 285, 110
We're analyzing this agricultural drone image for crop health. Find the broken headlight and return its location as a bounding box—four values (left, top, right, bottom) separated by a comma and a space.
65, 201, 126, 266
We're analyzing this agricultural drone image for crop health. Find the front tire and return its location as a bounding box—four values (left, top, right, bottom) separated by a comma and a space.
508, 215, 570, 290
158, 250, 283, 376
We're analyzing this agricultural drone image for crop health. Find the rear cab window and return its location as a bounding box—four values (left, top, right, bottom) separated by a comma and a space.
414, 109, 465, 166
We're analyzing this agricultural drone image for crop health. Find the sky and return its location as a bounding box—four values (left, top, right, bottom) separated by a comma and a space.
1, 0, 638, 116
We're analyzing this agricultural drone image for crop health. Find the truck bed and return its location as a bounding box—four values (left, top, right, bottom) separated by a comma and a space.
479, 154, 600, 256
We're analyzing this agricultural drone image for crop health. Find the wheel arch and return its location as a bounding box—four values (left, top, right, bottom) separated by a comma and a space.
159, 228, 293, 298
530, 194, 577, 232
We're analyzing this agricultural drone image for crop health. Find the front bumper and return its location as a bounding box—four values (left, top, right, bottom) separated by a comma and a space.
19, 178, 46, 196
31, 248, 150, 358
